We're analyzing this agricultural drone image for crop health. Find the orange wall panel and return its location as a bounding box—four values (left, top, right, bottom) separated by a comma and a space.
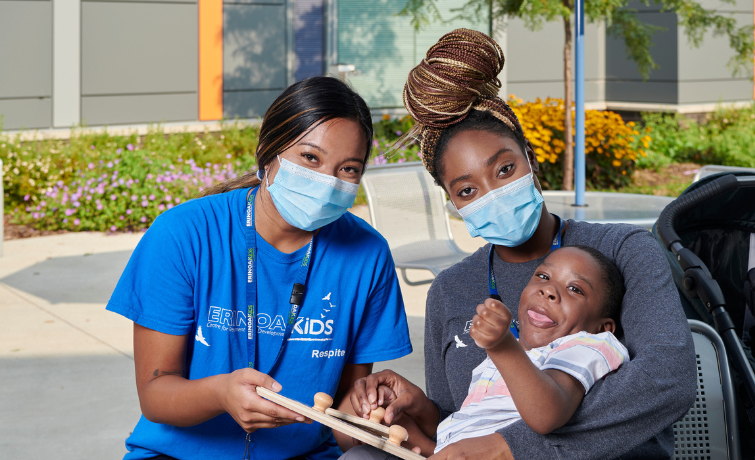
199, 0, 223, 120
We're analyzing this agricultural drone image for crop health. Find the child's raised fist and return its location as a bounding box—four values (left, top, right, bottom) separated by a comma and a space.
469, 298, 514, 351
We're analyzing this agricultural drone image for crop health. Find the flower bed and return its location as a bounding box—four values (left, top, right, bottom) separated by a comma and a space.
2, 99, 650, 233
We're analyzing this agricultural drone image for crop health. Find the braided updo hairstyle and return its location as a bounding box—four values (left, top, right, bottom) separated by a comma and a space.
401, 29, 528, 185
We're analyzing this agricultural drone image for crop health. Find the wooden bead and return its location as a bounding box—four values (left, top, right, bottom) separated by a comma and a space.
388, 425, 408, 446
369, 407, 386, 424
313, 392, 333, 413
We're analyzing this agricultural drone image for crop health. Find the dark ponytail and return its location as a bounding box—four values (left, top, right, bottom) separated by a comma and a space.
200, 76, 373, 197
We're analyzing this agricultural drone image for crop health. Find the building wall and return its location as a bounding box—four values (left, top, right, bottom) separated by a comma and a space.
0, 0, 752, 131
80, 0, 198, 126
0, 0, 52, 130
506, 19, 605, 104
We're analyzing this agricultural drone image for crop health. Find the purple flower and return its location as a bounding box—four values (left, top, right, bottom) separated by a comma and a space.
90, 145, 95, 150
64, 209, 75, 216
147, 173, 153, 180
88, 162, 95, 169
119, 215, 125, 220
149, 194, 155, 201
107, 161, 114, 168
63, 218, 68, 224
372, 140, 379, 147
23, 195, 30, 201
57, 181, 64, 187
110, 194, 117, 201
131, 195, 137, 201
140, 216, 147, 223
167, 204, 174, 210
165, 195, 172, 202
141, 200, 148, 207
396, 131, 403, 136
96, 204, 103, 210
40, 212, 45, 218
40, 201, 46, 207
74, 218, 80, 225
32, 212, 40, 219
110, 225, 117, 232
226, 154, 232, 159
158, 204, 165, 211
73, 201, 81, 208
127, 144, 134, 151
126, 209, 132, 215
175, 198, 181, 203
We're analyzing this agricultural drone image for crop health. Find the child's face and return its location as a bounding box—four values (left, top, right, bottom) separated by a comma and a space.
518, 247, 616, 350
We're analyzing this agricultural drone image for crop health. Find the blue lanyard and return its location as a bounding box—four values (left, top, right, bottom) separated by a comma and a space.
488, 215, 564, 339
245, 187, 314, 374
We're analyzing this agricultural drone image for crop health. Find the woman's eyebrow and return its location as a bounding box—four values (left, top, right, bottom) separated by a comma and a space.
449, 174, 472, 188
485, 148, 514, 167
299, 141, 326, 152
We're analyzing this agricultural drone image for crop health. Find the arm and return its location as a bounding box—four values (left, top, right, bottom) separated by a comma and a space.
134, 324, 308, 431
499, 228, 697, 460
471, 299, 586, 434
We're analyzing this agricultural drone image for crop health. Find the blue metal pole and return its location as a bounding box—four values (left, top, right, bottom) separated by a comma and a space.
574, 0, 586, 206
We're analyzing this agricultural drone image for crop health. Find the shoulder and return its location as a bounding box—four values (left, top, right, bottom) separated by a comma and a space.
149, 189, 245, 237
548, 331, 630, 367
328, 211, 391, 255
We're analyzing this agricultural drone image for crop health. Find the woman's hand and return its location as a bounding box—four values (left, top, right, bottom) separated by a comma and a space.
350, 370, 439, 438
217, 368, 310, 433
134, 324, 307, 431
469, 298, 514, 351
429, 433, 513, 460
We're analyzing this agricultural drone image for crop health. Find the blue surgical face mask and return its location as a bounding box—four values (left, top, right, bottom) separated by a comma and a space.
456, 164, 544, 247
266, 156, 359, 231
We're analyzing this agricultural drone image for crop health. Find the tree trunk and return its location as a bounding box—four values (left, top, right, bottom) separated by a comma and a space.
562, 13, 574, 191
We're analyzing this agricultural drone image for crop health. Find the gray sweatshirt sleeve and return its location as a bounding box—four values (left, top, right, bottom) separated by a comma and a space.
425, 279, 456, 423
498, 225, 698, 460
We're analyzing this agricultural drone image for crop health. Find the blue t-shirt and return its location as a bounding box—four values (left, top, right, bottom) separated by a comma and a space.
106, 188, 413, 460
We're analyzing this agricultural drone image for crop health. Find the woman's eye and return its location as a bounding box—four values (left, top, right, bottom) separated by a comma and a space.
536, 273, 549, 280
458, 187, 474, 197
497, 163, 514, 177
302, 153, 318, 163
568, 285, 584, 295
342, 165, 362, 174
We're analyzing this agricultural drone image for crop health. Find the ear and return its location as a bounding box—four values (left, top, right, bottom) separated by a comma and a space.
596, 318, 616, 335
524, 139, 539, 175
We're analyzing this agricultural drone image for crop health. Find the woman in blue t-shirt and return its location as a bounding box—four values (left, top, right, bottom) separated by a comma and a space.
107, 76, 413, 460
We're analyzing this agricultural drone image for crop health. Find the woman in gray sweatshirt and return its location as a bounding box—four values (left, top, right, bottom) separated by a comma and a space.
348, 29, 696, 460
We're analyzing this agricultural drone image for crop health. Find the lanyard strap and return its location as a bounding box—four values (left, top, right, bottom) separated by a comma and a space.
245, 187, 314, 374
488, 215, 564, 339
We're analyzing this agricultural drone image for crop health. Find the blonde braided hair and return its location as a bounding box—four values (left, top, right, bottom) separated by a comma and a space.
401, 29, 524, 176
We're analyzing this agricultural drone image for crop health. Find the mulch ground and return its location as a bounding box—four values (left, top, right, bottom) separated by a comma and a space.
3, 213, 69, 241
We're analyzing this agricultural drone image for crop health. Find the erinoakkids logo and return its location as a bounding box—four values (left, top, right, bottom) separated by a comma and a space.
206, 306, 334, 341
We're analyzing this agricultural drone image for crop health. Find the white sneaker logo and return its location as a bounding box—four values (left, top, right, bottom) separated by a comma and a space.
454, 335, 467, 348
195, 326, 210, 347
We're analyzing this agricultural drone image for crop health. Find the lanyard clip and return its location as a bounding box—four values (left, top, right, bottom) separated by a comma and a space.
289, 283, 306, 305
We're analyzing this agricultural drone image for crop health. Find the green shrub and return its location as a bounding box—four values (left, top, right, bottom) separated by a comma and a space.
640, 104, 755, 170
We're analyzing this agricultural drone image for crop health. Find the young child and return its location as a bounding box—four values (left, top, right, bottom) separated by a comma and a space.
433, 244, 629, 452
340, 244, 629, 458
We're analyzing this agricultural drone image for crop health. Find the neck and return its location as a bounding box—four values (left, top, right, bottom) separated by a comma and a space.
254, 183, 314, 253
494, 205, 560, 263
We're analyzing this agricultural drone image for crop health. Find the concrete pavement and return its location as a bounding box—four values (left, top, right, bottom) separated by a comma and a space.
0, 206, 484, 459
